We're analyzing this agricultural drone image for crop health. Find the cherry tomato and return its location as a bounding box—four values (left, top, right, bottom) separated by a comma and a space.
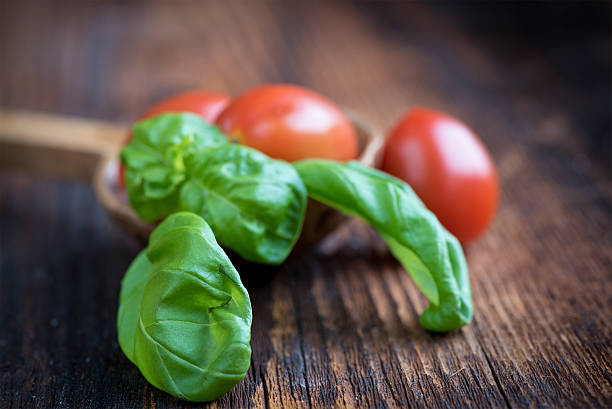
381, 108, 499, 244
138, 91, 231, 123
216, 84, 358, 162
119, 91, 231, 187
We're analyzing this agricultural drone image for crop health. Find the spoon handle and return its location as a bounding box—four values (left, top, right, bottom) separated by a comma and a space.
0, 109, 127, 182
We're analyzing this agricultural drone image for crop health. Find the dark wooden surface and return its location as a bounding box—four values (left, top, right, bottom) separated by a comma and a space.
1, 2, 611, 408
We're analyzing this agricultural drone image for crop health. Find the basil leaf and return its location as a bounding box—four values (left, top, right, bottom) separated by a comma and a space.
180, 143, 307, 264
121, 113, 227, 221
117, 212, 252, 402
293, 160, 473, 332
121, 114, 307, 264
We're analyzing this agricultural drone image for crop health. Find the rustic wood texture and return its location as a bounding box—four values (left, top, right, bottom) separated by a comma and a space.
1, 1, 610, 408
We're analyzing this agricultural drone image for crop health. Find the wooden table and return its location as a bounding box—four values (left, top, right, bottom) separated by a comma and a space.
1, 2, 610, 408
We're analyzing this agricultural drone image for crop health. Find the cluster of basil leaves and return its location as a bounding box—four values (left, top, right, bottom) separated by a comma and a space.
117, 113, 473, 402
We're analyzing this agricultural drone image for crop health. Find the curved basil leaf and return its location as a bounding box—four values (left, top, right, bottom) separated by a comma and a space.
121, 113, 227, 221
293, 160, 473, 332
180, 143, 307, 264
117, 212, 252, 402
121, 114, 307, 264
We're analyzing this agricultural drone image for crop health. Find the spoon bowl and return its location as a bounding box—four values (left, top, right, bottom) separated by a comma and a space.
93, 110, 384, 247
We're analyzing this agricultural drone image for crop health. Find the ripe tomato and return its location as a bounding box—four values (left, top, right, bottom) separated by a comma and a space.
119, 91, 231, 187
381, 108, 499, 244
216, 84, 358, 162
138, 91, 231, 123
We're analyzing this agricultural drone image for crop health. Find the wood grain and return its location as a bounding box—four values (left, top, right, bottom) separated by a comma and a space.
1, 1, 610, 408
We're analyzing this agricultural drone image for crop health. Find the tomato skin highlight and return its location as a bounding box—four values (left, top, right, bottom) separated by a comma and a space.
216, 84, 358, 162
381, 108, 499, 245
119, 91, 231, 188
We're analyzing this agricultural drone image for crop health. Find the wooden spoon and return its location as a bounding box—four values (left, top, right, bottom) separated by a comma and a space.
0, 109, 384, 246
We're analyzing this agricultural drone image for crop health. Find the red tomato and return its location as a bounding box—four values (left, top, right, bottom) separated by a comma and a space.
139, 91, 231, 123
119, 91, 231, 187
381, 108, 499, 245
216, 84, 358, 162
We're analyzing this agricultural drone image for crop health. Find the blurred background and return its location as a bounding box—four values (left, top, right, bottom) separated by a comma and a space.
1, 1, 610, 168
1, 2, 611, 408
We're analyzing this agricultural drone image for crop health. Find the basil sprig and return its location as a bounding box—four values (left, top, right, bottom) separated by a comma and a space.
121, 114, 307, 264
120, 114, 473, 332
293, 160, 473, 332
117, 212, 252, 402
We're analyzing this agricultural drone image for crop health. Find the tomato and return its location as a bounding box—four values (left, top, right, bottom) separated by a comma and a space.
381, 108, 499, 245
216, 84, 358, 162
119, 91, 231, 187
138, 91, 231, 123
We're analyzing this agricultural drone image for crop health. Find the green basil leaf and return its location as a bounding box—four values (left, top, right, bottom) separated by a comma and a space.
293, 160, 473, 332
120, 113, 227, 221
120, 113, 307, 264
117, 212, 252, 402
180, 143, 307, 264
